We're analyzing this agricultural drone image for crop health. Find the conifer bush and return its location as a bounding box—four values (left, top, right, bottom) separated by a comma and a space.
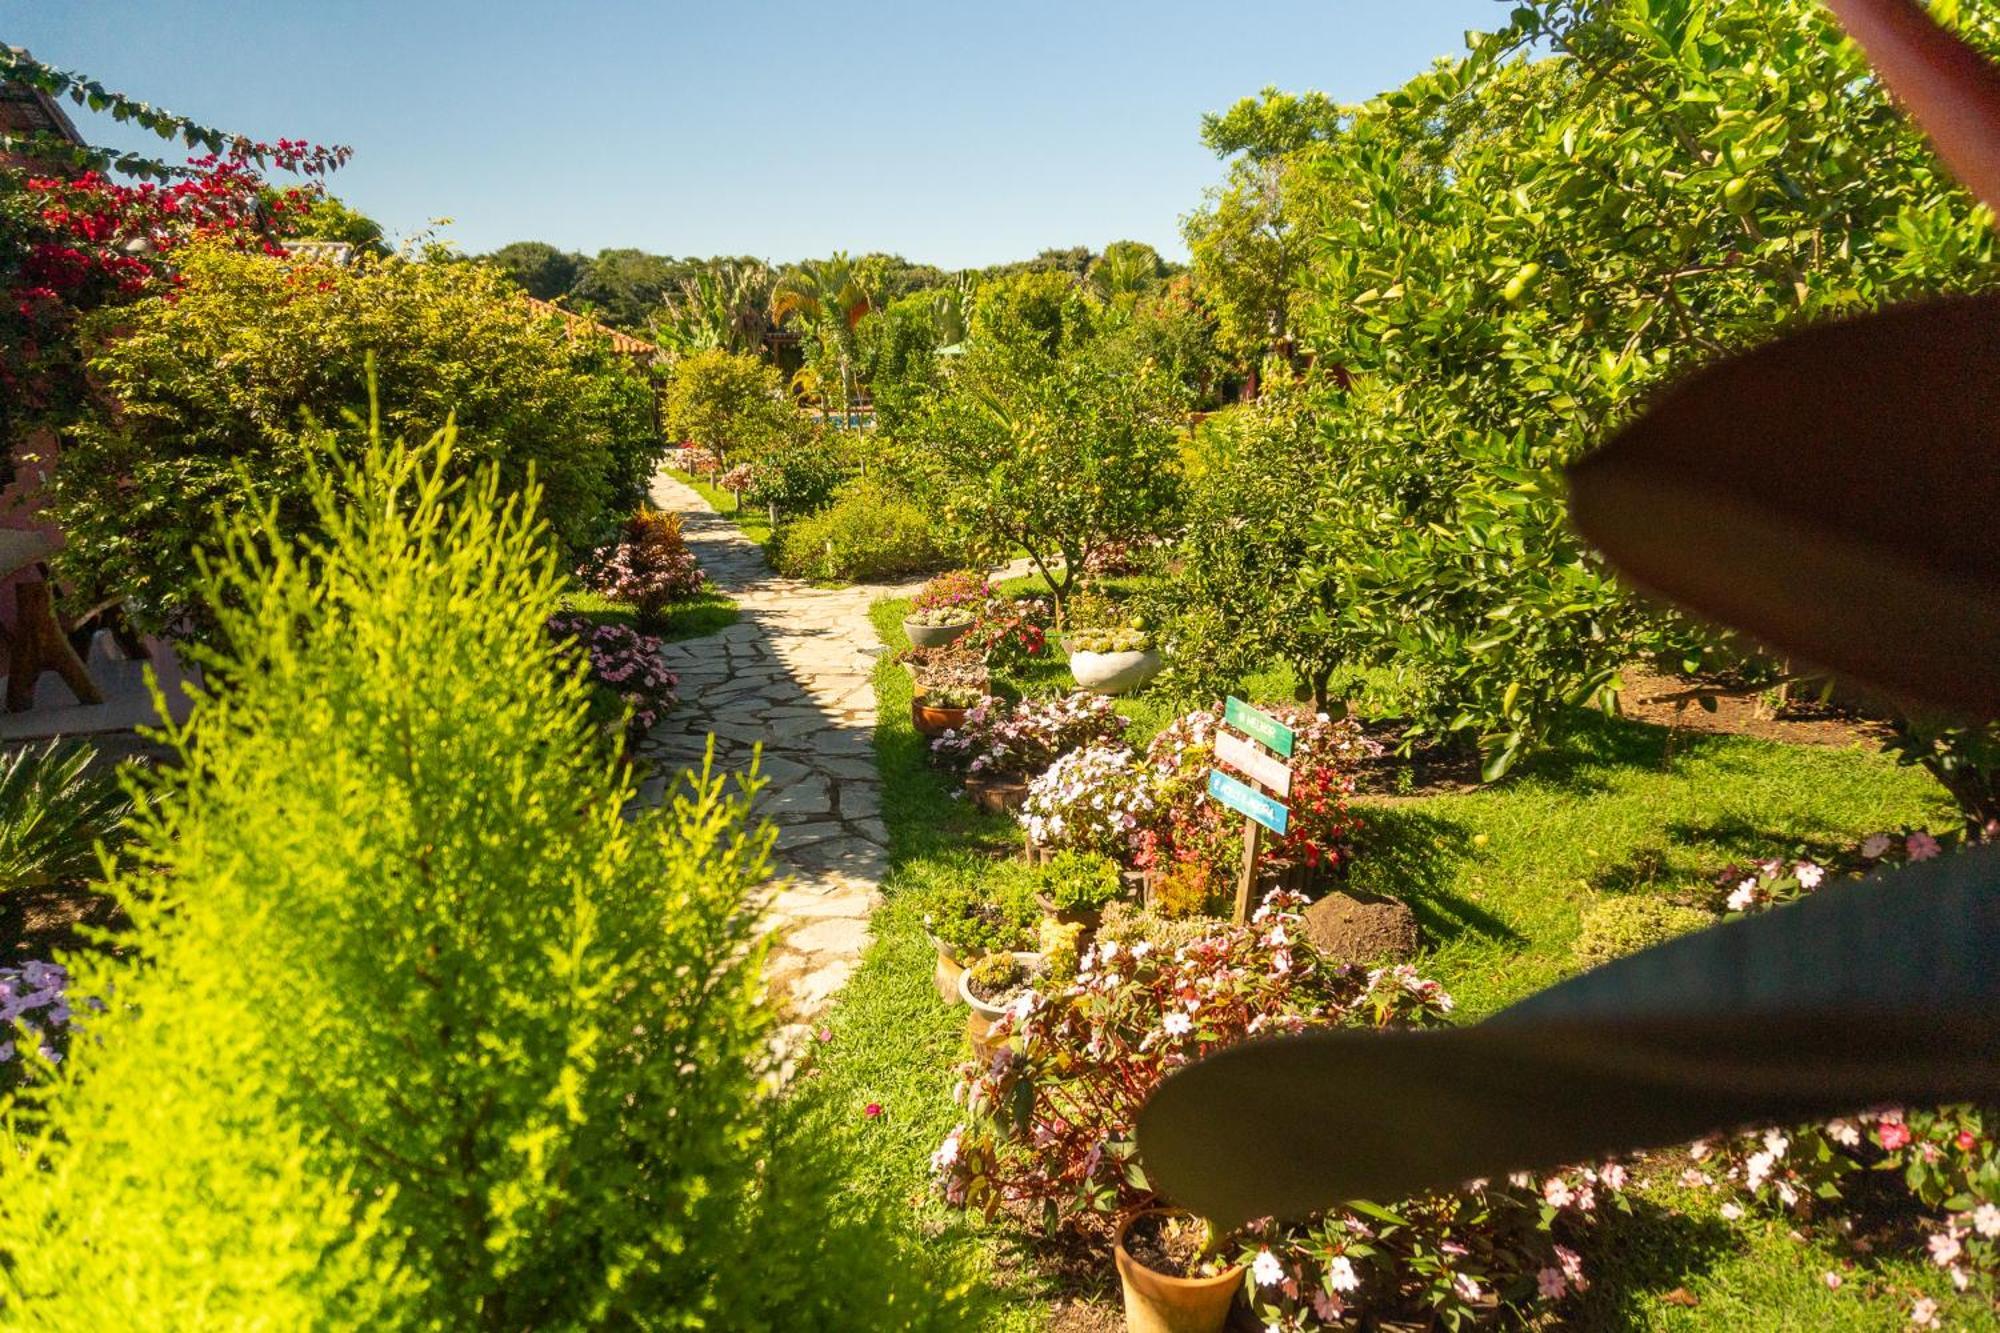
0, 430, 969, 1330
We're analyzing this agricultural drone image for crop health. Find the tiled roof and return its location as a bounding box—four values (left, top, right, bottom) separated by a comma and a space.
520, 296, 661, 360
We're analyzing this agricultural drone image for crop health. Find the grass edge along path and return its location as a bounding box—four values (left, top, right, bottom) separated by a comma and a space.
663, 465, 774, 547
802, 594, 1991, 1332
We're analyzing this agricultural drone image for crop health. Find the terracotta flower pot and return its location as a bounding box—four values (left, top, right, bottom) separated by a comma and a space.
1070, 647, 1164, 696
965, 772, 1030, 814
930, 935, 966, 1005
912, 700, 970, 737
960, 950, 1042, 1063
1113, 1210, 1244, 1333
903, 615, 975, 649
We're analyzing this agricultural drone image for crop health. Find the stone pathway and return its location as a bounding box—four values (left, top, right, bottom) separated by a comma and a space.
635, 474, 921, 1053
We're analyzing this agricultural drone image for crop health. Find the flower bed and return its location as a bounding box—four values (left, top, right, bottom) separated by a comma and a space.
546, 613, 679, 739
1135, 705, 1377, 910
1019, 744, 1155, 859
1693, 829, 1997, 1311
0, 960, 69, 1084
931, 691, 1127, 782
932, 892, 1619, 1327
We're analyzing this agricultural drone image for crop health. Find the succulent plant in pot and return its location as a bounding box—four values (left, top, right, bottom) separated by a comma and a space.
902, 605, 979, 649
912, 684, 985, 738
1065, 621, 1163, 696
958, 949, 1047, 1062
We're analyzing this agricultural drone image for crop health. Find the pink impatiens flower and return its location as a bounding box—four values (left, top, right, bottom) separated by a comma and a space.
1906, 831, 1942, 861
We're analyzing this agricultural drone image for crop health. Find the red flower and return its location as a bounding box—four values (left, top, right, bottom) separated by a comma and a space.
1957, 1130, 1978, 1152
1878, 1118, 1912, 1151
864, 1102, 884, 1119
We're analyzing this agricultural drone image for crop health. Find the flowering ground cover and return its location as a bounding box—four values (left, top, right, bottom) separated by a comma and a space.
792, 593, 1994, 1330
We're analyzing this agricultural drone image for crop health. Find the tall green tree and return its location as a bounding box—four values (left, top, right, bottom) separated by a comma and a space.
482, 240, 585, 302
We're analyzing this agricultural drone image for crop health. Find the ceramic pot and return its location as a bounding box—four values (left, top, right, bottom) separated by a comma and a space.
903, 616, 975, 649
912, 700, 971, 737
930, 935, 966, 1005
1112, 1209, 1244, 1333
960, 951, 1042, 1062
1069, 648, 1164, 696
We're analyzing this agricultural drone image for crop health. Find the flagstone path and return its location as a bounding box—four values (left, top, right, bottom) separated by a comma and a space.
635, 474, 920, 1056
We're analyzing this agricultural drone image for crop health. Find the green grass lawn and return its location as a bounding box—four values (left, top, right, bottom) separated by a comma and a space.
806, 593, 1990, 1331
559, 586, 739, 642
663, 466, 774, 546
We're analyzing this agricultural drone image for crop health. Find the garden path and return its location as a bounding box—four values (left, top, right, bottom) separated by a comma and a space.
636, 474, 917, 1060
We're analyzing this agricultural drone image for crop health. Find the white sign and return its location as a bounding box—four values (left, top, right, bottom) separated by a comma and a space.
1215, 727, 1292, 798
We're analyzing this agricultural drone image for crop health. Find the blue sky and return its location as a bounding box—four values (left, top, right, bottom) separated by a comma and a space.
10, 1, 1503, 268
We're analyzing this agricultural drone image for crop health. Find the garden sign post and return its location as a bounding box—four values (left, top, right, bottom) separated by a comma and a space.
1209, 697, 1293, 925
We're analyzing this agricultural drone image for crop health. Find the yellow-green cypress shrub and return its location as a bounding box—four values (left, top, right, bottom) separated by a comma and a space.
0, 428, 972, 1329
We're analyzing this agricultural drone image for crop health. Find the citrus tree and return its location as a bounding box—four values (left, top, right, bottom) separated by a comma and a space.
1225, 0, 2000, 779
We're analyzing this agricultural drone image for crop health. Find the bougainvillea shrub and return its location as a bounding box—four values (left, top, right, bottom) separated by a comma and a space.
545, 613, 679, 740
576, 509, 706, 627
1, 141, 342, 443
1019, 744, 1156, 857
1695, 829, 1997, 1308
931, 691, 1127, 781
1136, 705, 1377, 901
932, 892, 1619, 1327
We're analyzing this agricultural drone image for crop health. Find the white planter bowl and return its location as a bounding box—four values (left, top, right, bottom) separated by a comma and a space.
1068, 648, 1163, 696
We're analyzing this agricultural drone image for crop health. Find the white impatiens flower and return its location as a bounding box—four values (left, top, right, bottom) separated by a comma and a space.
1745, 1151, 1775, 1190
1162, 1010, 1192, 1038
1973, 1202, 2000, 1239
1825, 1119, 1862, 1148
1861, 833, 1894, 859
1252, 1248, 1285, 1287
1326, 1255, 1360, 1292
1727, 878, 1760, 912
1719, 1202, 1743, 1221
1795, 862, 1824, 889
1928, 1230, 1963, 1267
1763, 1130, 1790, 1158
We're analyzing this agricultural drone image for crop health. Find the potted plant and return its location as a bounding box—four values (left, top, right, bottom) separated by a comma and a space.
921, 878, 1037, 1006
1113, 1209, 1245, 1333
1019, 745, 1156, 865
958, 949, 1046, 1061
912, 684, 984, 738
903, 605, 978, 649
1065, 623, 1163, 695
1031, 849, 1126, 933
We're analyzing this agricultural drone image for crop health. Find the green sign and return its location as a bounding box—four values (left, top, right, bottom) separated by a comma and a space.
1224, 696, 1294, 757
1208, 769, 1289, 836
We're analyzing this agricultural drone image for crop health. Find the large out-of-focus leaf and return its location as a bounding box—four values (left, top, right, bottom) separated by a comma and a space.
1824, 0, 2000, 216
1136, 844, 2000, 1228
1566, 294, 2000, 720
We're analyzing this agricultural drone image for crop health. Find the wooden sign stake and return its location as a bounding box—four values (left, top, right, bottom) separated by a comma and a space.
1233, 809, 1262, 926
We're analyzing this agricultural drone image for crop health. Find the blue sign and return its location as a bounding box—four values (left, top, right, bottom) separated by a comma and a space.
1207, 768, 1288, 836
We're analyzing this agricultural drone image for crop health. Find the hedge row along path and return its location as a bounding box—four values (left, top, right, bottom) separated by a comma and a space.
636, 474, 916, 1060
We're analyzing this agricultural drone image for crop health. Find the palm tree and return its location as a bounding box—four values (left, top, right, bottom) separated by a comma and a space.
770, 252, 873, 418
654, 261, 772, 357
1088, 241, 1165, 303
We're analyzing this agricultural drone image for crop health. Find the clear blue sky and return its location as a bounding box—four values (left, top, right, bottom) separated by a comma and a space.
9, 1, 1503, 268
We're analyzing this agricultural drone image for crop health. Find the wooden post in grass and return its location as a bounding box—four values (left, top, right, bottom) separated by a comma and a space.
1209, 697, 1294, 925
